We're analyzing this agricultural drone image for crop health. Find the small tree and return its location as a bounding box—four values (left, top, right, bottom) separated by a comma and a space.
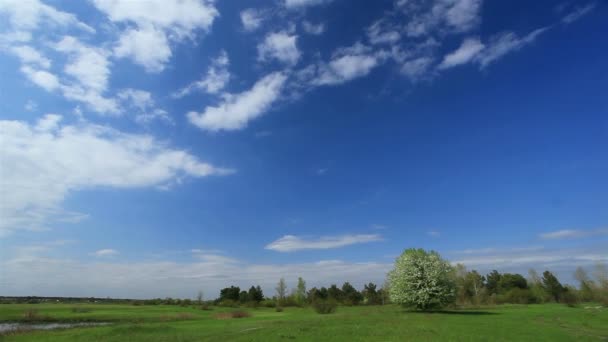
542, 271, 565, 302
341, 282, 363, 305
197, 291, 204, 305
276, 278, 287, 304
296, 277, 307, 305
388, 248, 455, 310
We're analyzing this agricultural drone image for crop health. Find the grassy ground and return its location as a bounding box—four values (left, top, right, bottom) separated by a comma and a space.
0, 303, 606, 341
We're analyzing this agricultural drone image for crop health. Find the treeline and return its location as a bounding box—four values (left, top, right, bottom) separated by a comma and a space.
214, 278, 390, 308
0, 296, 136, 304
453, 264, 608, 306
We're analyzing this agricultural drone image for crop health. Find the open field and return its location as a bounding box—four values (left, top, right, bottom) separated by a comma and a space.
0, 303, 606, 341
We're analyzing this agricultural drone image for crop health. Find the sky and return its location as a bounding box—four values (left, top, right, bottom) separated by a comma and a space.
0, 0, 607, 299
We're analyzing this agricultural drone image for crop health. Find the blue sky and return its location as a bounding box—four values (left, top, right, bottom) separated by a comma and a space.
0, 0, 607, 299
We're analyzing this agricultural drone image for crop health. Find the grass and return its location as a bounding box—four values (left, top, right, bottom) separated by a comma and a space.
0, 303, 606, 341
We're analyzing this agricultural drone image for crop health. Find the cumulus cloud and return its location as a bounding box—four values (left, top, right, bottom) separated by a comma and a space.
0, 114, 233, 235
113, 26, 172, 73
19, 65, 60, 91
257, 32, 301, 65
187, 72, 287, 131
172, 51, 230, 98
93, 0, 219, 72
51, 36, 119, 114
265, 234, 383, 252
240, 8, 265, 32
0, 0, 94, 33
313, 51, 379, 85
9, 45, 51, 68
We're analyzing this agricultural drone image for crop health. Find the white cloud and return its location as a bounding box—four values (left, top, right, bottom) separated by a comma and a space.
438, 28, 548, 71
540, 228, 608, 240
400, 56, 434, 80
367, 20, 400, 45
0, 114, 233, 235
314, 54, 379, 85
54, 36, 111, 93
265, 234, 382, 252
19, 65, 60, 91
25, 100, 37, 112
284, 0, 332, 9
240, 8, 265, 32
187, 72, 287, 131
475, 28, 548, 69
117, 88, 172, 124
438, 37, 485, 69
258, 32, 301, 65
9, 45, 51, 68
562, 3, 596, 24
427, 231, 441, 237
49, 36, 119, 114
113, 26, 172, 73
0, 252, 391, 299
117, 88, 153, 111
302, 21, 325, 35
398, 0, 482, 37
0, 0, 94, 33
172, 51, 230, 98
93, 0, 219, 72
92, 249, 119, 257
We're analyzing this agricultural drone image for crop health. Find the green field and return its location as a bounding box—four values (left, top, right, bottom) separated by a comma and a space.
0, 303, 606, 341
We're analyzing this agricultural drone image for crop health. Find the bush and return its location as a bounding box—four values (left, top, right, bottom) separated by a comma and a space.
22, 309, 52, 322
218, 299, 239, 308
71, 307, 93, 313
260, 299, 276, 308
275, 306, 284, 312
214, 310, 251, 319
560, 290, 579, 307
312, 299, 337, 314
497, 288, 535, 304
200, 303, 212, 310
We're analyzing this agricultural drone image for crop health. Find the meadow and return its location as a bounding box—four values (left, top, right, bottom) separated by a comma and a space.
0, 303, 606, 341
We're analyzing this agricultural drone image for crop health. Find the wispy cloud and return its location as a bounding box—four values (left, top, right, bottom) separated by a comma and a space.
540, 227, 608, 240
562, 3, 597, 24
92, 249, 119, 257
427, 231, 441, 238
265, 234, 382, 252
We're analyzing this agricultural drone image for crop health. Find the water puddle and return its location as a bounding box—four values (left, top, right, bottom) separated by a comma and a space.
0, 322, 110, 333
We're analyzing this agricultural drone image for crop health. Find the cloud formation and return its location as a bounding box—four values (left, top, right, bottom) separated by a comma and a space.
0, 114, 233, 235
265, 234, 382, 252
187, 72, 287, 131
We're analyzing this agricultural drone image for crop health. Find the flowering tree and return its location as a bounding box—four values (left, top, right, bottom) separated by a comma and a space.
388, 248, 456, 310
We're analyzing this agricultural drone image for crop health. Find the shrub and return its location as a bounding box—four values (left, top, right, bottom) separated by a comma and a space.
260, 299, 276, 308
560, 289, 579, 307
218, 299, 239, 308
214, 310, 251, 319
71, 307, 93, 313
275, 306, 284, 312
312, 299, 337, 314
22, 309, 52, 322
200, 303, 212, 310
